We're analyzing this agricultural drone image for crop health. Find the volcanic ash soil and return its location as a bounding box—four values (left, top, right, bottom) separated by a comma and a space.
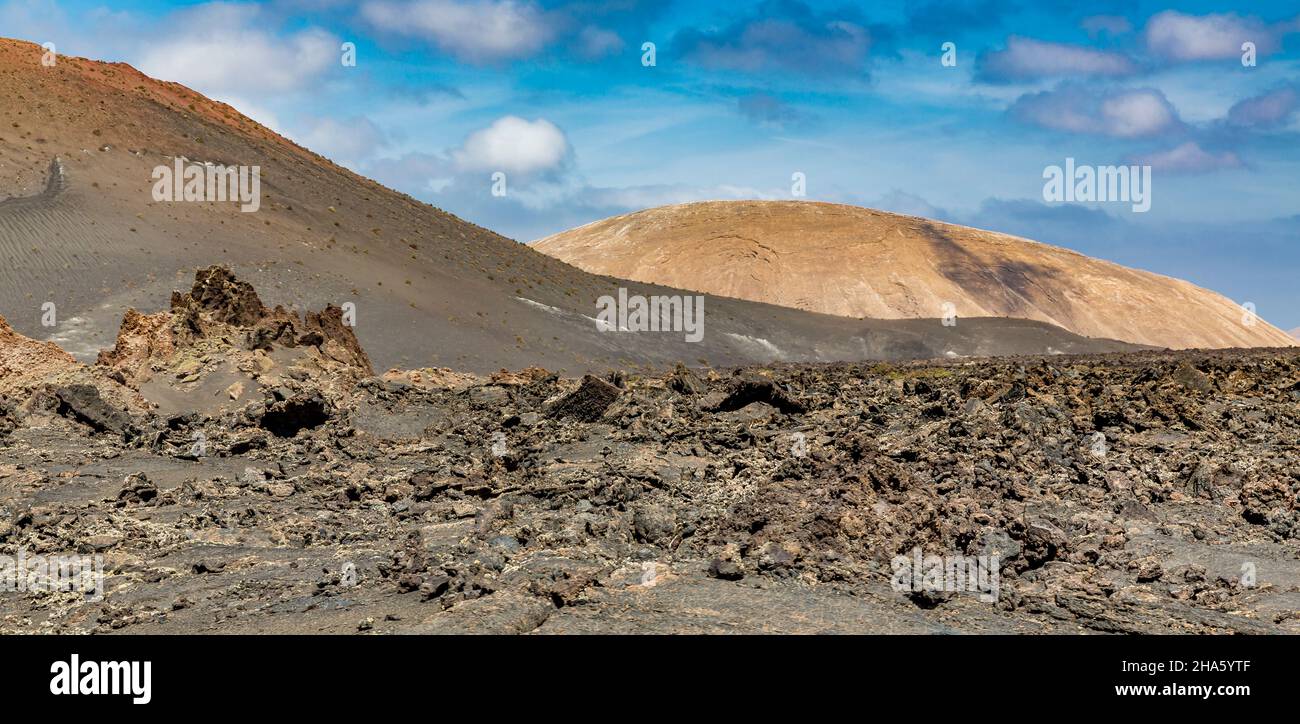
1, 268, 1299, 633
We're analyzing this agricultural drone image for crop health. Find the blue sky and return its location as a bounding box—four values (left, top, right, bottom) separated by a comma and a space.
3, 0, 1298, 329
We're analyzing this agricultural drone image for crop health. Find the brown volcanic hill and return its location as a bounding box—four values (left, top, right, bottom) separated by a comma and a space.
533, 200, 1295, 350
0, 38, 1140, 371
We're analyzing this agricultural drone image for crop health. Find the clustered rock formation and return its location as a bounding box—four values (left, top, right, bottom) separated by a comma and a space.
99, 265, 371, 385
0, 266, 372, 447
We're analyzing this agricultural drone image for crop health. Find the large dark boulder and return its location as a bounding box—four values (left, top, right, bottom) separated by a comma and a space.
545, 374, 621, 422
53, 385, 134, 436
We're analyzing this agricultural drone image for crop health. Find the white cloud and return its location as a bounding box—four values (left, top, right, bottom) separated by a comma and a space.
453, 116, 570, 175
1011, 85, 1181, 138
1130, 142, 1242, 174
1144, 10, 1296, 61
1099, 91, 1178, 137
362, 116, 573, 191
361, 0, 555, 63
135, 4, 338, 96
977, 36, 1135, 82
1227, 87, 1300, 128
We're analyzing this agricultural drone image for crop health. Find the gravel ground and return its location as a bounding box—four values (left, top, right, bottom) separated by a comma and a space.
2, 270, 1298, 634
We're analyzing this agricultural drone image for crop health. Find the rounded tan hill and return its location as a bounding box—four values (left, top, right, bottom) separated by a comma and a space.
533, 200, 1295, 350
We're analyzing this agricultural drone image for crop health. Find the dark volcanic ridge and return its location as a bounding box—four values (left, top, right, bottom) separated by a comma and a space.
1, 268, 1298, 633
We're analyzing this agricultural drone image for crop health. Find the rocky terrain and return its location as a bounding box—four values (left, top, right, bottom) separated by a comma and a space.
1, 37, 1295, 636
1, 268, 1298, 634
533, 200, 1296, 350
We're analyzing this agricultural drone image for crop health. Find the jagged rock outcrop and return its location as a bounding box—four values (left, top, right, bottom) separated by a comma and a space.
99, 266, 373, 389
175, 265, 269, 328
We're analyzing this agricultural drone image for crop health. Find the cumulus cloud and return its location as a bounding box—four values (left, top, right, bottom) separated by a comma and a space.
1226, 87, 1300, 129
1128, 142, 1242, 174
1144, 10, 1298, 61
671, 0, 889, 76
452, 116, 571, 175
135, 4, 338, 97
361, 0, 556, 63
362, 115, 570, 205
976, 36, 1135, 82
1010, 84, 1181, 138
